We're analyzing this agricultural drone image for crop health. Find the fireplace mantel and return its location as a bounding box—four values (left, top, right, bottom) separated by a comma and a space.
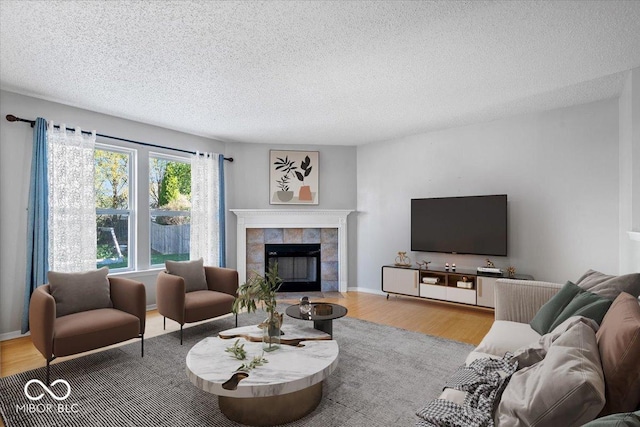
230, 209, 353, 292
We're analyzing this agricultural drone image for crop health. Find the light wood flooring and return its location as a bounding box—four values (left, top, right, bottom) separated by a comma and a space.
0, 292, 494, 379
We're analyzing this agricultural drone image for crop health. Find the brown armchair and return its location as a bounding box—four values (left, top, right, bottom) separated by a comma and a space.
29, 276, 146, 384
156, 266, 238, 344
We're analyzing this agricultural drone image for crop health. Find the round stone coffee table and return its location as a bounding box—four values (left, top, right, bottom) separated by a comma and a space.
186, 325, 339, 426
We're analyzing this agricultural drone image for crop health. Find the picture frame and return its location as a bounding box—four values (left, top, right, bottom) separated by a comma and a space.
269, 150, 319, 205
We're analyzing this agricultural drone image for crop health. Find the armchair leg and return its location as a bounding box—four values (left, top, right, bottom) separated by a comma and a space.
140, 334, 144, 357
180, 324, 183, 345
235, 313, 238, 328
163, 317, 166, 330
46, 356, 56, 385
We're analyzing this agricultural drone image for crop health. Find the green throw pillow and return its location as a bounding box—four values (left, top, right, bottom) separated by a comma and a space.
548, 291, 613, 332
530, 281, 582, 335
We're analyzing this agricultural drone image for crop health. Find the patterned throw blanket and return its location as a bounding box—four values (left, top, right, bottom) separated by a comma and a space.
415, 355, 517, 427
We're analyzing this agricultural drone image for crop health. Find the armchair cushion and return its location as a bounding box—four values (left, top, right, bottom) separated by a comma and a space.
48, 267, 112, 317
53, 308, 140, 357
183, 290, 235, 323
165, 258, 208, 292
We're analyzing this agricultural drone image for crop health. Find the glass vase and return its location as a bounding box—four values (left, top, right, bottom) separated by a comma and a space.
262, 312, 281, 352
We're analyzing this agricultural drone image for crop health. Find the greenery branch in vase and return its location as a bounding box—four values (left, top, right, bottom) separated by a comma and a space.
232, 263, 284, 352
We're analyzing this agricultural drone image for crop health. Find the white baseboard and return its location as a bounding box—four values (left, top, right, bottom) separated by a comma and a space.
347, 286, 387, 296
1, 304, 160, 342
0, 330, 29, 341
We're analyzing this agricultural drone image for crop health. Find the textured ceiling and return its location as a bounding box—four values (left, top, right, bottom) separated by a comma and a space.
1, 1, 640, 146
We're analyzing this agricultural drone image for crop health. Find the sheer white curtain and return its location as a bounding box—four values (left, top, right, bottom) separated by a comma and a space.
47, 122, 97, 272
190, 152, 220, 266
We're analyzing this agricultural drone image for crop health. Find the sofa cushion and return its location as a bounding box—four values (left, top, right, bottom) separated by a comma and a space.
576, 269, 640, 299
547, 291, 612, 332
165, 258, 208, 293
530, 281, 582, 335
473, 320, 540, 359
595, 292, 640, 416
48, 267, 112, 317
496, 322, 605, 427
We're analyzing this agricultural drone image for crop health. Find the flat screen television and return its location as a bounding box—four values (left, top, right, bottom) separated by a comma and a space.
411, 195, 507, 256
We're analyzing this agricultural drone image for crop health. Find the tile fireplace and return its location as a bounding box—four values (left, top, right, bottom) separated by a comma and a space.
231, 210, 352, 292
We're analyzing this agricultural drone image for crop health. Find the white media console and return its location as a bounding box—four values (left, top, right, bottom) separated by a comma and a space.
381, 265, 534, 308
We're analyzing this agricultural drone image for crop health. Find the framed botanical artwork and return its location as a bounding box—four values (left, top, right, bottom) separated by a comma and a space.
269, 150, 319, 205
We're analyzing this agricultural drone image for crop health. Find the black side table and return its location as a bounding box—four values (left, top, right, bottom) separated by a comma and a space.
285, 303, 348, 338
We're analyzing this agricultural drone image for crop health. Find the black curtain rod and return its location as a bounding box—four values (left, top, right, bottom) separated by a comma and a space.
5, 114, 233, 162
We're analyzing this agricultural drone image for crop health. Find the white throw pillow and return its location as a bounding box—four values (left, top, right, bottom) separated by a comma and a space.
496, 322, 605, 427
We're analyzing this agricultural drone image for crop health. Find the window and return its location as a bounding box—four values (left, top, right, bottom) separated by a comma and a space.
94, 146, 134, 270
149, 154, 191, 267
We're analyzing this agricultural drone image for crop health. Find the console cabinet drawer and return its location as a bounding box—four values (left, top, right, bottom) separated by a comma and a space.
447, 287, 477, 305
420, 284, 447, 300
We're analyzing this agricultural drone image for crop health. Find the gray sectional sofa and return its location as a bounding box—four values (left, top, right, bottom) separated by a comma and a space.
417, 274, 640, 427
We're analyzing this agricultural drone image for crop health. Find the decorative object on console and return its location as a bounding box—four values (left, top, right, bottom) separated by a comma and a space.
395, 251, 411, 266
270, 150, 319, 205
507, 266, 516, 278
445, 263, 449, 271
416, 260, 431, 270
457, 276, 472, 289
477, 266, 502, 274
485, 258, 495, 268
423, 277, 439, 284
452, 263, 456, 271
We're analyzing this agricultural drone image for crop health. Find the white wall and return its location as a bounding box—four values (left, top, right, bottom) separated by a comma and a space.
619, 67, 640, 273
224, 142, 358, 287
357, 98, 620, 290
0, 90, 226, 336
0, 89, 629, 336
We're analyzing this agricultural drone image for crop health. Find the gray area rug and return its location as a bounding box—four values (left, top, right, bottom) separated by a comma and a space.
0, 307, 473, 427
